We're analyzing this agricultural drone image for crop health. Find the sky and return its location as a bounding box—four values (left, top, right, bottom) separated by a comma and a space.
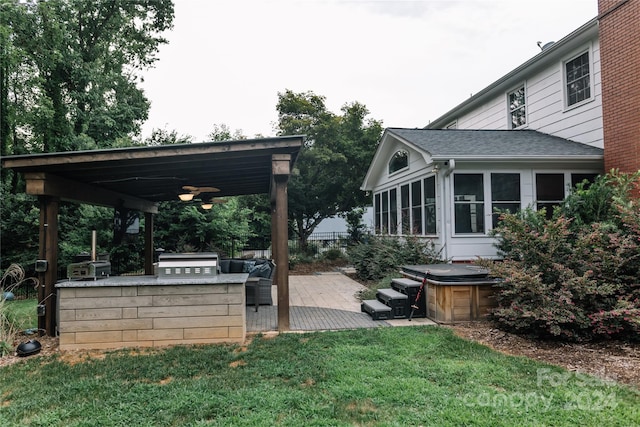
139, 0, 598, 142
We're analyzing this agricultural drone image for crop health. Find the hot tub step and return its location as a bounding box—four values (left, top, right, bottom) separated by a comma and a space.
361, 299, 392, 320
376, 288, 409, 319
391, 278, 426, 318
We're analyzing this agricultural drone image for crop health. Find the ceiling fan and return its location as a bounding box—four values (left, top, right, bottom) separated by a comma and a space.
200, 198, 228, 210
178, 185, 220, 201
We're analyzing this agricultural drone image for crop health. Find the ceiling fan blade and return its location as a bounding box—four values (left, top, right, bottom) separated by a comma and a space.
182, 185, 198, 192
198, 186, 220, 193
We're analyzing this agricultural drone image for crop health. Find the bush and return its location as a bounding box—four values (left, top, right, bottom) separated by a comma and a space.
481, 171, 640, 342
321, 248, 345, 261
347, 236, 442, 281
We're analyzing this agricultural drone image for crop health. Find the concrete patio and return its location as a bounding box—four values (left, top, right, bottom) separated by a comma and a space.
246, 272, 436, 333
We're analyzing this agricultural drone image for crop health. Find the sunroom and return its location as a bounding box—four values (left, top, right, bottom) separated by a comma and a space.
361, 128, 604, 261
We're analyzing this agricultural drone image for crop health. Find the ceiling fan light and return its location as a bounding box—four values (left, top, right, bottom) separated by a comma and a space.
178, 193, 194, 201
201, 203, 213, 210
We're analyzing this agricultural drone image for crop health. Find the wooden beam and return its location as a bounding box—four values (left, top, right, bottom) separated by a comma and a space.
272, 154, 291, 332
38, 196, 59, 336
144, 212, 154, 275
25, 172, 158, 213
2, 137, 304, 169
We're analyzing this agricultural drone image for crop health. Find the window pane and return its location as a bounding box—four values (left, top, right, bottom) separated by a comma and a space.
509, 86, 526, 128
491, 173, 520, 201
388, 150, 408, 174
454, 174, 484, 234
401, 185, 409, 208
571, 173, 598, 189
424, 176, 436, 234
455, 204, 484, 233
381, 191, 389, 234
390, 189, 397, 234
566, 52, 590, 106
536, 202, 560, 220
374, 193, 381, 233
454, 174, 484, 201
424, 176, 435, 199
536, 174, 564, 201
492, 202, 520, 228
401, 185, 410, 234
411, 181, 422, 234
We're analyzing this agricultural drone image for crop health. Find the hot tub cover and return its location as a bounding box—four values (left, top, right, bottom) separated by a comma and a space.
401, 264, 491, 282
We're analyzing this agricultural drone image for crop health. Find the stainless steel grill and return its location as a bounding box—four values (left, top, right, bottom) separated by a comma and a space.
156, 252, 218, 277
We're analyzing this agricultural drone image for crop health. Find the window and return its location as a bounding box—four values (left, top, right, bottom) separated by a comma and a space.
424, 176, 436, 234
389, 189, 397, 234
571, 173, 598, 189
565, 52, 591, 106
536, 173, 565, 219
374, 193, 381, 233
401, 184, 410, 234
491, 173, 521, 228
381, 191, 389, 233
508, 86, 526, 128
454, 174, 484, 234
388, 150, 408, 174
411, 181, 422, 234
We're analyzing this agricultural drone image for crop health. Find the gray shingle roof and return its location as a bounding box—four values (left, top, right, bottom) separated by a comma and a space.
387, 128, 604, 159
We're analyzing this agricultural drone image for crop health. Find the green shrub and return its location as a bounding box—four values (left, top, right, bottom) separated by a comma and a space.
321, 248, 345, 261
347, 235, 442, 281
481, 170, 640, 342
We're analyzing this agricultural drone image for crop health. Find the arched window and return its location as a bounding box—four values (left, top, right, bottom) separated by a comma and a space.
388, 150, 408, 174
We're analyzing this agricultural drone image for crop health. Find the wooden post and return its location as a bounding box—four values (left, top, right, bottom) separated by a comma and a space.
144, 212, 154, 275
37, 196, 59, 336
272, 154, 291, 332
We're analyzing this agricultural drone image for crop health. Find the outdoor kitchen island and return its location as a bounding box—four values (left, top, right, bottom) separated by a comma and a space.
56, 255, 248, 350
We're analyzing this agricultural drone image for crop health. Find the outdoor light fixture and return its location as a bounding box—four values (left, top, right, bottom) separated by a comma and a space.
200, 198, 227, 209
178, 185, 220, 202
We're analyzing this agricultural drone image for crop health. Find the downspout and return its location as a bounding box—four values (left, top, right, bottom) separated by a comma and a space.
442, 159, 456, 261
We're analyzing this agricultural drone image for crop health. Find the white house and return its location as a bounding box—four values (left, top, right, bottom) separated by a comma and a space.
361, 18, 605, 262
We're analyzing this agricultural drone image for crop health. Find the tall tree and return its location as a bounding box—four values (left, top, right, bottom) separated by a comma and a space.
1, 0, 174, 154
275, 90, 383, 251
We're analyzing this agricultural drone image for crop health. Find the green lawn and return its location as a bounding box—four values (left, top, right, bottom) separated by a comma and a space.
0, 327, 638, 426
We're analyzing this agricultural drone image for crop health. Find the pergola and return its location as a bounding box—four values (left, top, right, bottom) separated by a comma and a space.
1, 136, 303, 336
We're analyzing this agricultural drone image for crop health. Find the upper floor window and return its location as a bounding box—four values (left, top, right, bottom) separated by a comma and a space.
508, 86, 526, 128
388, 150, 408, 174
565, 51, 591, 107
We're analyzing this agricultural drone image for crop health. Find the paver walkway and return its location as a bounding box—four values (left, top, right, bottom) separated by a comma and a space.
246, 272, 436, 332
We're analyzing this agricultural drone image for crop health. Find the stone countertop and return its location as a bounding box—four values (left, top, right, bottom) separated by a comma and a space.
55, 274, 248, 288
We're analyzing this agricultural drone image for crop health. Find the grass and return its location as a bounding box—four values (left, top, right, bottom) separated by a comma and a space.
2, 299, 38, 332
1, 327, 638, 426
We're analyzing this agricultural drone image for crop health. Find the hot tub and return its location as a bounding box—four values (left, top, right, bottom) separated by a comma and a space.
400, 264, 499, 324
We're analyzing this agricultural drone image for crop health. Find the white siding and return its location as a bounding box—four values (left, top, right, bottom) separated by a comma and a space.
453, 39, 603, 148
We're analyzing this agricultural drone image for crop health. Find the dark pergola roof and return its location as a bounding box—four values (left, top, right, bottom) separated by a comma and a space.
2, 136, 303, 335
2, 136, 304, 213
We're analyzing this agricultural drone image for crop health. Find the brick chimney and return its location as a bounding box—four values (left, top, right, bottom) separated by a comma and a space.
598, 0, 640, 174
